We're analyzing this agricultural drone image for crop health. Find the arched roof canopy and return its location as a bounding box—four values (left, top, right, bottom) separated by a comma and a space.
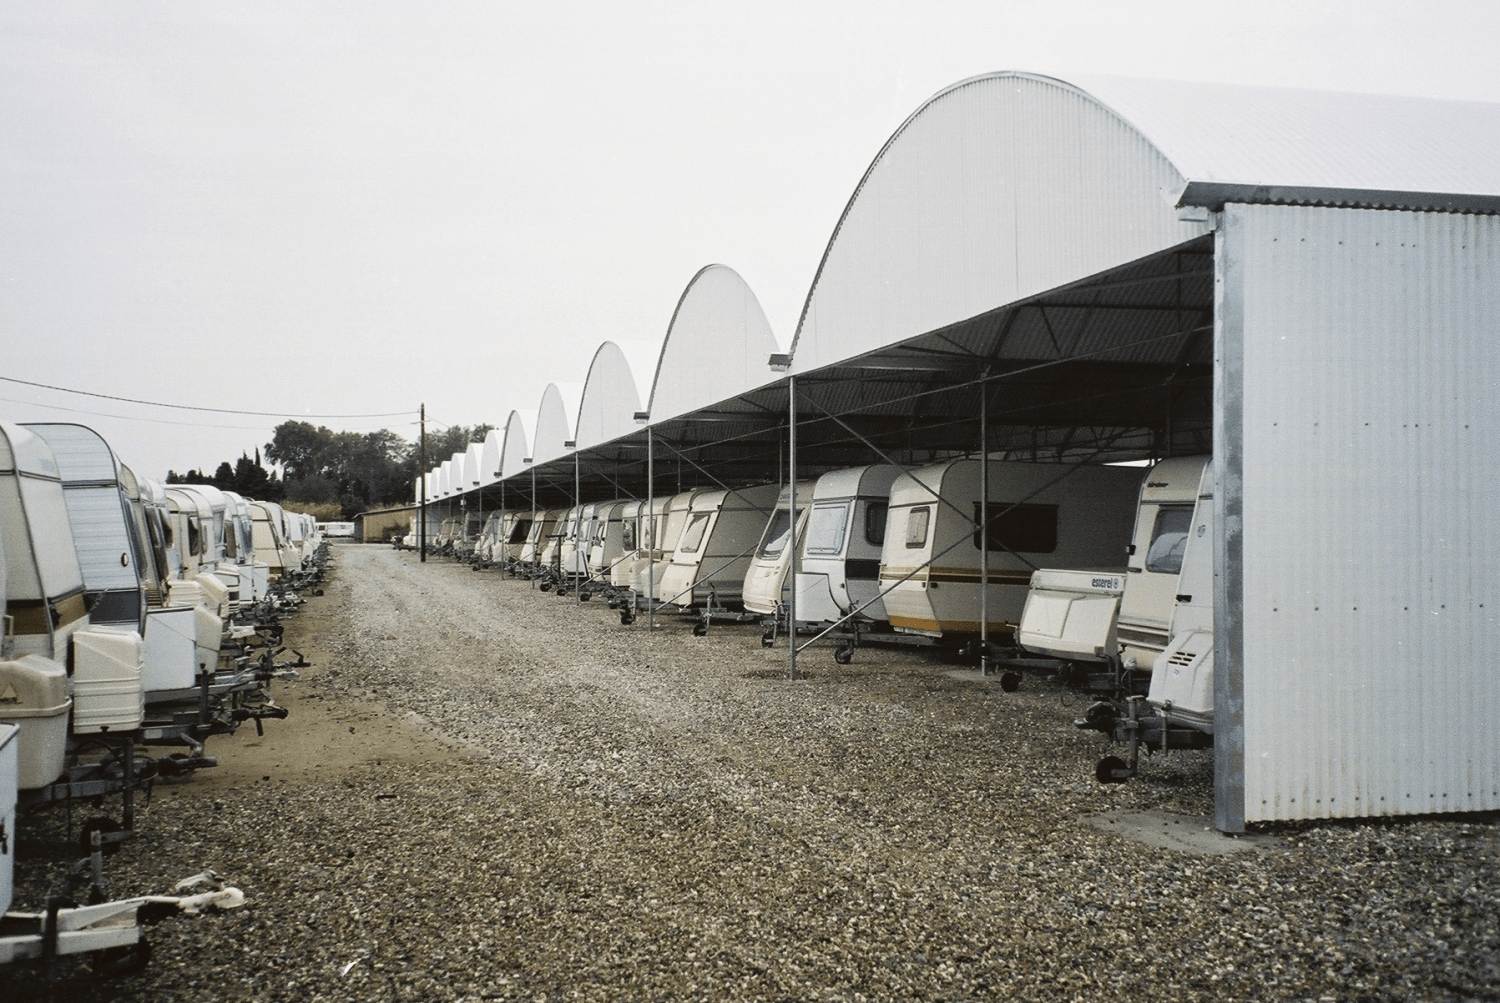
790, 71, 1500, 374
498, 410, 533, 479
575, 341, 652, 450
648, 265, 781, 423
448, 452, 468, 498
479, 431, 503, 487
790, 73, 1207, 374
462, 443, 484, 492
530, 382, 582, 466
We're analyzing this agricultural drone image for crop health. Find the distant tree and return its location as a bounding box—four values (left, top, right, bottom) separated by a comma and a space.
177, 419, 487, 517
264, 421, 331, 481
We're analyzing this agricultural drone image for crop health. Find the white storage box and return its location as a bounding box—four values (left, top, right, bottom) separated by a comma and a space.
166, 579, 206, 609
0, 656, 71, 789
194, 605, 223, 674
194, 573, 230, 616
0, 722, 16, 915
142, 606, 199, 693
1016, 569, 1125, 662
71, 627, 145, 734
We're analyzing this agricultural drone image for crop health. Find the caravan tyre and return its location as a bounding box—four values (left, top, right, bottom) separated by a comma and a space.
834, 644, 854, 665
999, 671, 1022, 692
692, 621, 708, 637
1095, 755, 1131, 784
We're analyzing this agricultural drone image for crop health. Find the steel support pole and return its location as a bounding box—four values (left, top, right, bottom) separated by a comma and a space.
787, 375, 798, 681
418, 403, 427, 562
575, 450, 582, 603
979, 378, 989, 676
530, 465, 537, 590
647, 425, 655, 630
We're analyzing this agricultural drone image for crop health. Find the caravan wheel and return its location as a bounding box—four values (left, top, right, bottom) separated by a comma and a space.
1095, 755, 1133, 784
999, 671, 1022, 692
619, 610, 635, 626
833, 644, 854, 665
692, 620, 708, 637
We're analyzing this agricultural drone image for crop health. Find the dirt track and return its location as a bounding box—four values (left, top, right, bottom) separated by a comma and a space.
9, 545, 1497, 1000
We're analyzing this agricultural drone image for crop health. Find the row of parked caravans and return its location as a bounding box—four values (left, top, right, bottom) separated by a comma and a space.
0, 420, 328, 966
414, 455, 1216, 775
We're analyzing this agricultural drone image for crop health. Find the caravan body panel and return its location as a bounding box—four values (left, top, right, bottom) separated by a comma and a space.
880, 459, 1141, 639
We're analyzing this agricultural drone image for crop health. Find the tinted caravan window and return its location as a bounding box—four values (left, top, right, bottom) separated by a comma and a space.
971, 502, 1058, 554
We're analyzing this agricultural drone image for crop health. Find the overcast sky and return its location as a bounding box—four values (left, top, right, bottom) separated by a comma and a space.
4, 1, 1499, 480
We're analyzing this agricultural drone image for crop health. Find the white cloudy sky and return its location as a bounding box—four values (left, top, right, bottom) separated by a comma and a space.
3, 1, 1498, 479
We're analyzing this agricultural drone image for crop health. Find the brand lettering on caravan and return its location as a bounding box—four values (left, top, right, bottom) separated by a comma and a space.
1091, 576, 1122, 590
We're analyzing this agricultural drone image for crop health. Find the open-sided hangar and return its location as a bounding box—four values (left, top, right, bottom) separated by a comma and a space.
420, 72, 1500, 832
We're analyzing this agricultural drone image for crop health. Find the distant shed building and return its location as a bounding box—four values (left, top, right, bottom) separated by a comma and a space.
354, 504, 415, 543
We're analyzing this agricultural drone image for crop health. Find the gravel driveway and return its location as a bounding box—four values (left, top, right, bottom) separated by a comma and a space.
9, 545, 1497, 1001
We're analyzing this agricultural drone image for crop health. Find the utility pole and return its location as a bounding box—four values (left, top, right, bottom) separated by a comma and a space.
419, 402, 427, 562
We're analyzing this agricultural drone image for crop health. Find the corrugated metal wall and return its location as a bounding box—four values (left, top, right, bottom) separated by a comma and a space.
1220, 203, 1500, 824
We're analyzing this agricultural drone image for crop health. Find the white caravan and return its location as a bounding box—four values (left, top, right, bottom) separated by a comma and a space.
633, 490, 705, 599
790, 466, 901, 625
499, 510, 534, 564
612, 497, 665, 590
557, 503, 595, 578
0, 423, 144, 780
539, 506, 577, 570
249, 501, 296, 580
221, 491, 270, 601
1017, 456, 1209, 673
588, 500, 634, 582
657, 483, 782, 610
742, 482, 815, 617
518, 509, 562, 567
23, 424, 147, 631
879, 459, 1142, 640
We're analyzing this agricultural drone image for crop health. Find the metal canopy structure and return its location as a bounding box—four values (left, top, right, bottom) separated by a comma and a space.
431, 70, 1500, 832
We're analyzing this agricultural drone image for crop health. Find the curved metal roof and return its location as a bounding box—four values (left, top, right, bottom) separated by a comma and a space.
531, 382, 583, 466
575, 341, 651, 450
448, 452, 468, 496
647, 264, 782, 423
498, 409, 534, 478
0, 420, 63, 478
790, 71, 1500, 374
790, 72, 1205, 373
462, 442, 484, 491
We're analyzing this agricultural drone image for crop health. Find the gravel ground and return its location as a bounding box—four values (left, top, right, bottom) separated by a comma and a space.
7, 545, 1498, 1001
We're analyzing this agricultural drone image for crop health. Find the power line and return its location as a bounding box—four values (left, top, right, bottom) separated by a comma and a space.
0, 395, 422, 433
0, 375, 415, 419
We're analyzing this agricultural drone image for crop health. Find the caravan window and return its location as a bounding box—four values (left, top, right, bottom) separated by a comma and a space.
972, 502, 1058, 554
864, 502, 888, 546
757, 509, 794, 558
904, 506, 931, 548
621, 520, 637, 551
676, 512, 711, 554
805, 503, 850, 555
508, 519, 531, 544
187, 516, 203, 556
1145, 505, 1193, 575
